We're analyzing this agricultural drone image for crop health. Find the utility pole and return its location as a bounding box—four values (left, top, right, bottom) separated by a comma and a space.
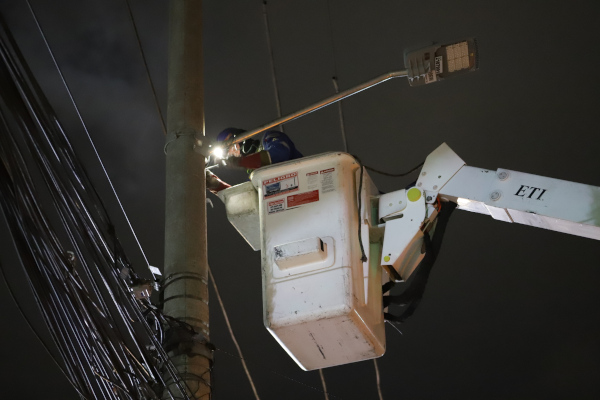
163, 0, 211, 399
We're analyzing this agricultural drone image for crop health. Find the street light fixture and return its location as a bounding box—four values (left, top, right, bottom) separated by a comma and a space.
204, 38, 479, 157
404, 39, 479, 86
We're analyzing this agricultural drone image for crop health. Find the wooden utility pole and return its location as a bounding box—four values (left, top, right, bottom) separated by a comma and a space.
163, 0, 211, 398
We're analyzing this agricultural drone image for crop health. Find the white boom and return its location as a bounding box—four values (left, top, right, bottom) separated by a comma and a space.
425, 143, 600, 241
380, 143, 600, 282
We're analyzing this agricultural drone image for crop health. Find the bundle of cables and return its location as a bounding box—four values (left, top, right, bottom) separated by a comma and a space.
0, 14, 193, 400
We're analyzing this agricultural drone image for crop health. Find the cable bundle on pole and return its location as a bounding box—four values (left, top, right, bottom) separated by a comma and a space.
0, 13, 191, 400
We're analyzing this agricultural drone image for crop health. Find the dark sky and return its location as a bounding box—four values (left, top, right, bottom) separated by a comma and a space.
1, 0, 600, 399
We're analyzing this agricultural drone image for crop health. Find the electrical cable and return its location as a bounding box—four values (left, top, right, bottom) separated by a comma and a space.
331, 77, 348, 152
350, 155, 368, 262
24, 0, 152, 270
0, 248, 90, 399
97, 10, 207, 384
383, 201, 457, 323
261, 1, 285, 132
373, 359, 384, 400
364, 162, 424, 177
216, 347, 346, 400
357, 161, 368, 262
319, 369, 330, 400
325, 3, 389, 395
0, 10, 192, 399
123, 0, 167, 135
325, 0, 348, 152
208, 267, 260, 400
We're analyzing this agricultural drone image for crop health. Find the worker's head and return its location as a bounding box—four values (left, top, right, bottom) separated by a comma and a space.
215, 128, 245, 158
216, 127, 246, 143
216, 127, 260, 157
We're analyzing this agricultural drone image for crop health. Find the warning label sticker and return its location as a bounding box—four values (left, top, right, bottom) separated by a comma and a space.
263, 172, 299, 198
267, 199, 286, 214
320, 168, 335, 193
287, 190, 319, 208
306, 170, 319, 190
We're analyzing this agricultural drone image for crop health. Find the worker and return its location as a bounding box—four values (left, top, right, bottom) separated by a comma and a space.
206, 127, 303, 194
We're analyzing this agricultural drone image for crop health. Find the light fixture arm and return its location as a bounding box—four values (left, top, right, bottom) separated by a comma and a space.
230, 70, 408, 145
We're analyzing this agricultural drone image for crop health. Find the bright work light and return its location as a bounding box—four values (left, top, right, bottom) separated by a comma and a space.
211, 146, 225, 160
404, 39, 478, 87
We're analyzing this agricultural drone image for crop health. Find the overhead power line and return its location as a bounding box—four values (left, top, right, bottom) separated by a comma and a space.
209, 267, 261, 400
24, 0, 151, 270
0, 258, 90, 399
123, 0, 167, 135
319, 369, 330, 400
262, 1, 285, 132
331, 76, 348, 152
374, 359, 384, 400
326, 0, 348, 152
326, 1, 386, 398
0, 9, 192, 399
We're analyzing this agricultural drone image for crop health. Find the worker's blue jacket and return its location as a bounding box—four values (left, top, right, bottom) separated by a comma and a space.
262, 130, 303, 164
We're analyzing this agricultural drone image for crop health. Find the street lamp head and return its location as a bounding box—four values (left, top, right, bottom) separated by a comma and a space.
404, 38, 479, 87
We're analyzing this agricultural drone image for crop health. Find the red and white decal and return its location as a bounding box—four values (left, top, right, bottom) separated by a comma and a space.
306, 170, 319, 190
320, 167, 336, 194
267, 199, 286, 214
287, 190, 319, 208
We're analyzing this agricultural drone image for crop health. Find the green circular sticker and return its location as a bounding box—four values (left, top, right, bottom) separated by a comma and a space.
407, 187, 421, 202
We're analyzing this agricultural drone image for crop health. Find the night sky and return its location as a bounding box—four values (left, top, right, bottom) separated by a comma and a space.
1, 0, 600, 399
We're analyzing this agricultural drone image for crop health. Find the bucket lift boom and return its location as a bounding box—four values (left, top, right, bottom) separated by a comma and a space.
217, 144, 600, 370
208, 37, 600, 371
379, 143, 600, 282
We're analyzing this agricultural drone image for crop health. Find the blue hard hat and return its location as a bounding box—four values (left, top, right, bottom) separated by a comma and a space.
217, 127, 246, 142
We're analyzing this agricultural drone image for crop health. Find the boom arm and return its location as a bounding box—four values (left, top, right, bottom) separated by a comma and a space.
380, 143, 600, 282
425, 143, 600, 240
